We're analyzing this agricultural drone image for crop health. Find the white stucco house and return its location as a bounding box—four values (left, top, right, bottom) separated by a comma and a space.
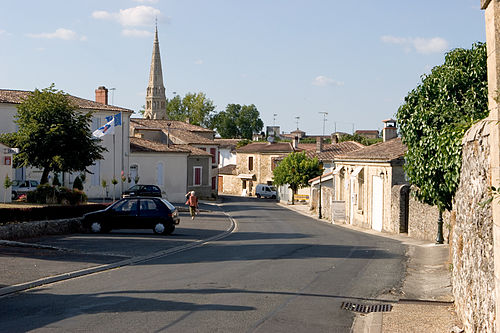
0, 87, 133, 199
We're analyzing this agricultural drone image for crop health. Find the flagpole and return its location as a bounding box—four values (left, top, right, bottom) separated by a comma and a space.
113, 132, 115, 201
121, 111, 124, 195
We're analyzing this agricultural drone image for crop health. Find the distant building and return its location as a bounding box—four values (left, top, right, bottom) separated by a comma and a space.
354, 130, 380, 139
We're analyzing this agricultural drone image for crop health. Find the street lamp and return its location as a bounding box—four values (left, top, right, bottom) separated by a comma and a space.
318, 161, 323, 219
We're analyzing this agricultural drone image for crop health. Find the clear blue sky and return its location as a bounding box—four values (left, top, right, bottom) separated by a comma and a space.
0, 0, 486, 135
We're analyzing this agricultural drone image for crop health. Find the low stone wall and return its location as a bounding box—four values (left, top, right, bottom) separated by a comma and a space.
452, 120, 495, 332
408, 195, 451, 243
0, 218, 84, 241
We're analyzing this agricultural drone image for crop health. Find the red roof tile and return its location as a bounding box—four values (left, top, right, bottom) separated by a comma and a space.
0, 89, 133, 113
335, 138, 406, 161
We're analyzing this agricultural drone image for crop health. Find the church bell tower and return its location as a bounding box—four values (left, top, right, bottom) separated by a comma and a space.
144, 25, 167, 119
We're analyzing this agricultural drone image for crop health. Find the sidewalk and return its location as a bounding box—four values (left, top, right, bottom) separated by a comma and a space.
0, 202, 233, 297
280, 202, 463, 333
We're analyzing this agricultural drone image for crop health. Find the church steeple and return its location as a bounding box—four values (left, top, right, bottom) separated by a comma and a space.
144, 24, 167, 119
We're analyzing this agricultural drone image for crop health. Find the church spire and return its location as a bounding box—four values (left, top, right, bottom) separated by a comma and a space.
144, 24, 167, 120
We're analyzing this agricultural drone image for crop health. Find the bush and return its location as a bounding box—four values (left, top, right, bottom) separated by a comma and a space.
0, 203, 110, 224
26, 184, 87, 205
73, 176, 84, 190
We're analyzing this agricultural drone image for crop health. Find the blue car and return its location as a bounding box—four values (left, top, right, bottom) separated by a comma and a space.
83, 197, 180, 235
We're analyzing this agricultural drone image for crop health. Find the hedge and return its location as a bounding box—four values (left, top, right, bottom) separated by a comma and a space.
0, 203, 110, 225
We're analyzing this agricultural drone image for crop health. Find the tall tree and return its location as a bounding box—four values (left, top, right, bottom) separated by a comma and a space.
0, 85, 106, 184
165, 92, 215, 127
211, 104, 264, 139
272, 152, 322, 203
396, 42, 488, 242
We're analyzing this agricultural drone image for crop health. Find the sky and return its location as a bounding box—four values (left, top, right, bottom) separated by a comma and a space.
0, 0, 486, 136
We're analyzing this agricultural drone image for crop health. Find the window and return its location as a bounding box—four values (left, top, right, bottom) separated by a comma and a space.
357, 170, 364, 211
339, 170, 345, 200
271, 157, 279, 171
140, 199, 158, 215
113, 199, 139, 214
248, 156, 254, 171
212, 176, 216, 190
210, 148, 217, 164
156, 162, 164, 186
194, 166, 202, 186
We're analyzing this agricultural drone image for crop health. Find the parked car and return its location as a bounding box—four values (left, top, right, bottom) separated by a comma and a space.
122, 184, 162, 198
11, 180, 39, 200
255, 184, 277, 199
82, 197, 180, 235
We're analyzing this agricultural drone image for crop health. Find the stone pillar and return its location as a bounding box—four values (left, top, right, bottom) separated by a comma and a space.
482, 1, 500, 331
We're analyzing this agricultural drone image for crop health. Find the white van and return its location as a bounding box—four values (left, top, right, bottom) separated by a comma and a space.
255, 184, 277, 199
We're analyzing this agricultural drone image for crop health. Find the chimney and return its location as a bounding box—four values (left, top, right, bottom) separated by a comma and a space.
382, 118, 397, 142
95, 86, 108, 105
292, 136, 299, 149
316, 137, 323, 153
331, 133, 339, 144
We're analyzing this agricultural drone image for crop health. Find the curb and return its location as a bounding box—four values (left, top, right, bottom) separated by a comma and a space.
0, 207, 237, 297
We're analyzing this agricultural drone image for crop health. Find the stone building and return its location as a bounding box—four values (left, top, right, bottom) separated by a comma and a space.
221, 141, 296, 196
144, 25, 167, 120
333, 137, 407, 232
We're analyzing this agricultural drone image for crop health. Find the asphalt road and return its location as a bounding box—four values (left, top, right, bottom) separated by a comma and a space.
0, 196, 406, 332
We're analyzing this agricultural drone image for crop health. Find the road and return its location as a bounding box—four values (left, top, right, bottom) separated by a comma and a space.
0, 196, 406, 332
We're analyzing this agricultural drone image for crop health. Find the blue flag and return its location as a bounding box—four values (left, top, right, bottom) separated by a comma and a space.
106, 113, 122, 126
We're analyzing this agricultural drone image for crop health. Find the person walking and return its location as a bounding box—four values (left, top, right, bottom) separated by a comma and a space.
185, 191, 199, 220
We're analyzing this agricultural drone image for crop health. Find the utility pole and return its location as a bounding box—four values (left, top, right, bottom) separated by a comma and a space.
319, 111, 328, 136
109, 88, 116, 105
295, 116, 300, 130
273, 113, 278, 126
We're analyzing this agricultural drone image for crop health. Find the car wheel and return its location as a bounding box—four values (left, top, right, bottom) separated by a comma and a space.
165, 224, 175, 235
271, 195, 276, 199
153, 222, 166, 235
90, 221, 110, 233
256, 194, 261, 198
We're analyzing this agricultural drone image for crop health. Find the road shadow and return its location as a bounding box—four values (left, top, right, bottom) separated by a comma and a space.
0, 289, 255, 332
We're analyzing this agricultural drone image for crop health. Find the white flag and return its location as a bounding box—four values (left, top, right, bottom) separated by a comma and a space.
92, 118, 114, 138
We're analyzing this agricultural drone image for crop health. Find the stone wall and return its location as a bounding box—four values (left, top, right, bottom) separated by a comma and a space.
452, 120, 495, 332
408, 194, 451, 242
0, 218, 84, 240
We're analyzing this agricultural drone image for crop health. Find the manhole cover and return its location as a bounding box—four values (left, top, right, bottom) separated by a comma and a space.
341, 302, 393, 313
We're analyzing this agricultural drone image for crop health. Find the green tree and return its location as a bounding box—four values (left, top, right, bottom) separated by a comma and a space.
396, 42, 488, 242
166, 92, 215, 127
211, 104, 264, 139
272, 152, 322, 204
3, 174, 13, 203
338, 133, 381, 146
0, 85, 106, 184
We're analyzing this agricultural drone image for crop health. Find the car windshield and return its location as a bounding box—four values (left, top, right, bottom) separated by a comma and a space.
160, 199, 176, 211
270, 186, 276, 191
11, 180, 21, 187
127, 185, 141, 191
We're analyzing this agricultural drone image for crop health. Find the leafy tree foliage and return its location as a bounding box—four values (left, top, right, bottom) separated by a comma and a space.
165, 92, 215, 127
338, 133, 381, 146
0, 85, 106, 184
211, 104, 264, 139
396, 42, 488, 212
272, 152, 322, 195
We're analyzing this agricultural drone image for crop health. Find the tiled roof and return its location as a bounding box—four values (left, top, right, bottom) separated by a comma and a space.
130, 118, 213, 133
175, 144, 212, 156
214, 138, 241, 149
301, 141, 365, 160
335, 137, 406, 161
167, 128, 216, 145
130, 137, 189, 153
236, 142, 296, 153
0, 89, 133, 113
355, 130, 379, 135
218, 164, 237, 175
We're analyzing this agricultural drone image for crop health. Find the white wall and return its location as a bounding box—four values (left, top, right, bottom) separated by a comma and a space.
218, 147, 236, 168
0, 101, 132, 199
129, 152, 188, 202
0, 144, 13, 203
